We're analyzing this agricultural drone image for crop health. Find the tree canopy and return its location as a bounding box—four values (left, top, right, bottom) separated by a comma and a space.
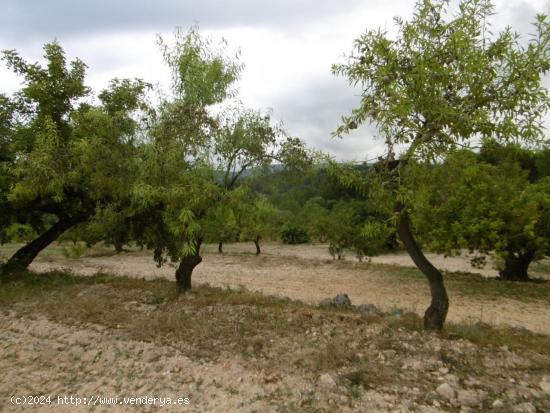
333, 0, 550, 329
129, 27, 310, 290
410, 144, 550, 281
0, 42, 148, 271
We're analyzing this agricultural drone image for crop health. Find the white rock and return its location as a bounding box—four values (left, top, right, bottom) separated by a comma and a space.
457, 389, 481, 407
539, 379, 550, 395
444, 374, 460, 387
513, 402, 537, 413
436, 383, 455, 401
419, 406, 440, 413
492, 399, 504, 409
317, 373, 337, 390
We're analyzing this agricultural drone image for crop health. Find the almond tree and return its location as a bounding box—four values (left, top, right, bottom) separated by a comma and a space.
0, 42, 148, 272
333, 0, 550, 329
410, 145, 550, 281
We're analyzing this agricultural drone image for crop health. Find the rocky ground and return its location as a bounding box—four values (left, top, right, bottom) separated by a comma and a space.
8, 243, 549, 335
1, 271, 549, 412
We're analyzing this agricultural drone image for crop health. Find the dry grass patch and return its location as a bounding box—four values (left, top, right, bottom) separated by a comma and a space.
2, 269, 550, 412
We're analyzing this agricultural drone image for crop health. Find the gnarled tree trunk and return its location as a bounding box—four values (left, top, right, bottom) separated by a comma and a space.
3, 217, 82, 273
499, 249, 535, 281
254, 236, 261, 255
175, 240, 203, 292
397, 206, 449, 330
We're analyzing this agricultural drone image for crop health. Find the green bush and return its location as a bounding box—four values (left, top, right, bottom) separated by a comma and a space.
281, 224, 310, 244
60, 243, 88, 259
4, 224, 37, 243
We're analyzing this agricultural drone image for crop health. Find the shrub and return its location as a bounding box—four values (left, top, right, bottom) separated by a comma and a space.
281, 224, 310, 244
4, 224, 37, 243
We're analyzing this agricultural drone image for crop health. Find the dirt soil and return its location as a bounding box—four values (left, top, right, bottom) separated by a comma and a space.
21, 243, 550, 335
2, 283, 550, 413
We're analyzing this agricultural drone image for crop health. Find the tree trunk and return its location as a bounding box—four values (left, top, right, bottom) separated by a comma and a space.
112, 234, 124, 253
499, 249, 535, 281
4, 217, 81, 272
218, 241, 223, 254
397, 206, 449, 330
175, 241, 203, 292
254, 237, 261, 255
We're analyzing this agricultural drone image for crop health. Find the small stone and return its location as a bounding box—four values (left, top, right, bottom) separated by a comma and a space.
317, 373, 337, 390
389, 307, 405, 317
529, 389, 542, 398
436, 383, 455, 401
438, 367, 449, 375
69, 346, 84, 360
464, 377, 481, 387
513, 325, 530, 333
320, 293, 351, 308
419, 407, 440, 413
457, 389, 481, 407
539, 379, 550, 395
444, 374, 460, 387
492, 399, 504, 409
357, 303, 381, 316
513, 402, 537, 413
143, 350, 161, 363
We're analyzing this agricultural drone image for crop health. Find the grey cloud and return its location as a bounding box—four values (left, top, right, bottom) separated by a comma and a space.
503, 1, 550, 37
0, 0, 363, 43
266, 77, 384, 161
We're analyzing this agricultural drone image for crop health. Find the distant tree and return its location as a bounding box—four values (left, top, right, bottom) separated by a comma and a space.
410, 145, 550, 281
322, 199, 394, 261
79, 204, 134, 252
213, 107, 306, 252
298, 197, 331, 243
333, 0, 550, 329
202, 203, 240, 254
238, 195, 283, 254
281, 224, 310, 245
0, 42, 148, 272
325, 201, 358, 260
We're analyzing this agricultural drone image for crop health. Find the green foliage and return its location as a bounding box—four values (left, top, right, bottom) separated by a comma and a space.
215, 108, 280, 189
323, 200, 395, 260
298, 198, 331, 242
281, 224, 310, 245
60, 242, 88, 259
409, 145, 550, 268
333, 0, 550, 159
131, 28, 241, 265
247, 161, 398, 258
202, 199, 240, 245
158, 26, 243, 107
0, 41, 149, 262
3, 224, 37, 243
132, 27, 310, 271
333, 0, 550, 285
79, 205, 134, 250
238, 193, 284, 243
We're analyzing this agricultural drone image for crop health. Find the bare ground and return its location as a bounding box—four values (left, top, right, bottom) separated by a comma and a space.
1, 274, 549, 413
15, 242, 550, 336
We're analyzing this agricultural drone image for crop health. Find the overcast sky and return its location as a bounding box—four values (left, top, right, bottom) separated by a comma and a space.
1, 0, 549, 160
